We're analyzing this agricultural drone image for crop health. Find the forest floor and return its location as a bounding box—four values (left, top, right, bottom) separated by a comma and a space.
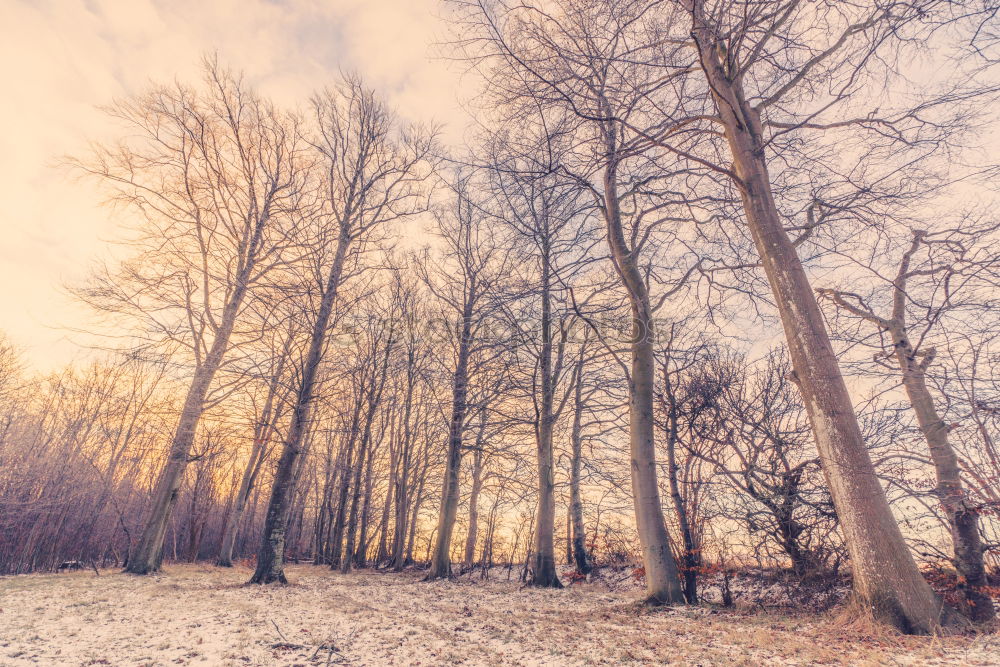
1, 564, 997, 666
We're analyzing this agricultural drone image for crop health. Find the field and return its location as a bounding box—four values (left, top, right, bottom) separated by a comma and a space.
1, 564, 997, 666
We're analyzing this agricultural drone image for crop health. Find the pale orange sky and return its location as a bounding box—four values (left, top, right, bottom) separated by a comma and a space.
0, 0, 467, 370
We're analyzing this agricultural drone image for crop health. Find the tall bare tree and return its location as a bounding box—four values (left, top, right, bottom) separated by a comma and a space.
671, 0, 1000, 631
819, 220, 1000, 621
250, 75, 435, 583
421, 176, 516, 580
445, 0, 712, 604
73, 60, 310, 575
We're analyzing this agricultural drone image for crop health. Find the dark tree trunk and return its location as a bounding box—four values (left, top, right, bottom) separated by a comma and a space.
426, 302, 474, 580
250, 230, 349, 585
569, 355, 592, 576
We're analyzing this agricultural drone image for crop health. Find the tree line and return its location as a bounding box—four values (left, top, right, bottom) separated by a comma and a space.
1, 0, 999, 635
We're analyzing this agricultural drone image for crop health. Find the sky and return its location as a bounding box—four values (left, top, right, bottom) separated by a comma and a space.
0, 0, 468, 371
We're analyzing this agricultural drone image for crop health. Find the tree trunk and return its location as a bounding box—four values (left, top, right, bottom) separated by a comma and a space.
405, 465, 427, 566
217, 445, 262, 567
569, 356, 592, 575
391, 352, 418, 571
375, 455, 396, 566
463, 444, 484, 570
405, 444, 431, 566
218, 344, 288, 567
249, 439, 299, 584
125, 300, 240, 575
329, 394, 364, 568
602, 153, 684, 605
665, 408, 698, 603
686, 6, 951, 632
342, 431, 370, 573
344, 333, 393, 572
352, 435, 379, 567
426, 304, 474, 580
894, 335, 995, 622
531, 251, 562, 588
250, 229, 349, 584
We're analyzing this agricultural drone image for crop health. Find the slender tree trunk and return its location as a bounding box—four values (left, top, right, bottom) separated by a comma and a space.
391, 355, 417, 571
569, 357, 592, 575
426, 306, 474, 580
463, 445, 484, 570
664, 398, 698, 603
342, 432, 370, 573
218, 346, 288, 567
531, 252, 562, 588
329, 395, 364, 568
286, 431, 315, 562
894, 337, 995, 622
250, 230, 349, 585
344, 335, 392, 572
565, 509, 572, 566
686, 7, 950, 631
375, 459, 396, 566
314, 442, 341, 564
125, 297, 242, 575
217, 445, 262, 567
353, 436, 379, 567
602, 154, 684, 605
405, 472, 426, 565
406, 436, 433, 565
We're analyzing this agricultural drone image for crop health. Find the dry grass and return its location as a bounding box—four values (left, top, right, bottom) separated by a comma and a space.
0, 564, 997, 666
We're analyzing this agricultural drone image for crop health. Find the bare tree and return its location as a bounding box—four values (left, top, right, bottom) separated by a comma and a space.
483, 122, 597, 587
819, 219, 1000, 621
445, 0, 716, 603
420, 175, 516, 580
72, 59, 310, 575
663, 0, 1000, 632
250, 74, 435, 584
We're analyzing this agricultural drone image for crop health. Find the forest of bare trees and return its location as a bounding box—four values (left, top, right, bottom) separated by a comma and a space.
3, 0, 1000, 650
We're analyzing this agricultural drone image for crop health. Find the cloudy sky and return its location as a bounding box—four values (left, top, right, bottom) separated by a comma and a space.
0, 0, 467, 370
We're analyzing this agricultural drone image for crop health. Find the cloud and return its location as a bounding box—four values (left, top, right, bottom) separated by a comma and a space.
0, 0, 467, 370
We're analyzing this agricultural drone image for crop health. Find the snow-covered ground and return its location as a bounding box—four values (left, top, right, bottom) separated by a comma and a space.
1, 564, 996, 666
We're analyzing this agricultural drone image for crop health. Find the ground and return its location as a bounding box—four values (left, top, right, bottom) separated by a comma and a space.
0, 564, 997, 666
